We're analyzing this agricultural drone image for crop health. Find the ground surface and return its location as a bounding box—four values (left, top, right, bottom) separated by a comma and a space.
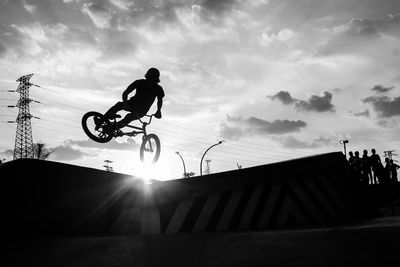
6, 216, 400, 267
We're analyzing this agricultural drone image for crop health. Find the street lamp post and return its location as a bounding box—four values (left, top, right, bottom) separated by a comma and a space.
339, 139, 349, 159
200, 140, 224, 176
175, 151, 187, 178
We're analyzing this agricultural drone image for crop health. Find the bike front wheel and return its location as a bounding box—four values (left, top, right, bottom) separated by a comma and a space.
81, 111, 113, 143
140, 133, 161, 163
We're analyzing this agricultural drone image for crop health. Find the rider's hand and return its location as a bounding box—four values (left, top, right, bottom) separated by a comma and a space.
154, 110, 162, 119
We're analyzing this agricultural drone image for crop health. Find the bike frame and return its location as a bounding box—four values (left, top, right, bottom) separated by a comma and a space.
112, 114, 154, 139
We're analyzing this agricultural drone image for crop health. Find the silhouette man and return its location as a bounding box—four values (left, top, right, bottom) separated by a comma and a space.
383, 157, 391, 184
390, 159, 399, 183
348, 151, 354, 167
100, 68, 164, 130
370, 149, 383, 184
361, 149, 372, 185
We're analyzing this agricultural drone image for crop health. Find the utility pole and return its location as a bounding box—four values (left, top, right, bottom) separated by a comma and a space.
200, 140, 224, 176
175, 151, 188, 178
384, 150, 397, 161
10, 74, 37, 160
103, 160, 114, 172
339, 139, 349, 159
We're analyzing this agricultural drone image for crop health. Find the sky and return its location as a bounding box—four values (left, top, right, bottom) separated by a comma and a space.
0, 0, 399, 180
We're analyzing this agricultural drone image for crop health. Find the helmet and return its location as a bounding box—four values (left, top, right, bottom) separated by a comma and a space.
145, 68, 160, 83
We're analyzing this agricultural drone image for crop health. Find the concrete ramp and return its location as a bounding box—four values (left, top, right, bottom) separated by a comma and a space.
1, 152, 378, 236
1, 159, 143, 236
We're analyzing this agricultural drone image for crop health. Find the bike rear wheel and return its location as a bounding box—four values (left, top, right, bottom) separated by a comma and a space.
140, 133, 161, 163
82, 111, 113, 143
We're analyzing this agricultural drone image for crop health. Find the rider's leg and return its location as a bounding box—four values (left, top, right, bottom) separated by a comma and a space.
116, 113, 137, 129
104, 101, 124, 119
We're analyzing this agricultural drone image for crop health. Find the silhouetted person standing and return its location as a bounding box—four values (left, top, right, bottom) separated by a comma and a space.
370, 149, 383, 184
361, 150, 372, 185
383, 157, 391, 184
353, 151, 362, 174
348, 151, 354, 167
390, 159, 400, 183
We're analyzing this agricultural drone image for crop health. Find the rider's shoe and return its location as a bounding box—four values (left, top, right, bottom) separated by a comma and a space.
116, 129, 124, 137
102, 122, 117, 135
94, 116, 103, 130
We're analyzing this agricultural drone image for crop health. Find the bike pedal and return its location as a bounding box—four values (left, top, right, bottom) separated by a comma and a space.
116, 130, 124, 137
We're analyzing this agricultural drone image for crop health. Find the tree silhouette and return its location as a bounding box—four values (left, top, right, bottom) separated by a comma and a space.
33, 143, 52, 160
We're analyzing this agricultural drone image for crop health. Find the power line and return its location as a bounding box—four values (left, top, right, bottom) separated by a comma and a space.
26, 95, 299, 159
34, 117, 82, 130
10, 81, 399, 165
33, 95, 88, 112
34, 124, 83, 138
23, 91, 308, 157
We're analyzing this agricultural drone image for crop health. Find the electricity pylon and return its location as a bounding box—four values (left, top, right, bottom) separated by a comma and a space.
12, 74, 35, 159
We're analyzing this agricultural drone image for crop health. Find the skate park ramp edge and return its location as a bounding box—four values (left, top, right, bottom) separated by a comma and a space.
0, 152, 379, 236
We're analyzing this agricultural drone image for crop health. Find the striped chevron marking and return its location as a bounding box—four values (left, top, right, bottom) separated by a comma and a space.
238, 185, 264, 230
165, 198, 195, 233
216, 189, 243, 231
258, 182, 282, 228
138, 174, 356, 234
140, 207, 161, 234
110, 207, 140, 234
193, 193, 221, 232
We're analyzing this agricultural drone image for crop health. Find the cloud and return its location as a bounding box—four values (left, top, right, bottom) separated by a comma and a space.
279, 136, 318, 149
371, 85, 394, 93
65, 138, 140, 151
110, 0, 133, 10
0, 149, 14, 160
218, 122, 244, 140
268, 90, 296, 104
346, 18, 380, 37
202, 0, 238, 13
345, 15, 400, 38
49, 137, 139, 161
219, 115, 307, 139
50, 145, 94, 161
0, 42, 6, 56
79, 0, 241, 31
22, 0, 37, 13
362, 96, 400, 117
349, 109, 370, 117
269, 91, 335, 112
245, 117, 307, 134
82, 1, 114, 29
278, 136, 333, 149
295, 92, 335, 112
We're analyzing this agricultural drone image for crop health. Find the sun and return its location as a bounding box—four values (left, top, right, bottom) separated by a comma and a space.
130, 156, 176, 183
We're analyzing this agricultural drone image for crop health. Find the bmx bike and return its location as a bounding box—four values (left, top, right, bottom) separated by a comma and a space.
81, 111, 161, 163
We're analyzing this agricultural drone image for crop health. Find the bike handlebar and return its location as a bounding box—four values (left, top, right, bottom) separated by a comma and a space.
137, 113, 156, 125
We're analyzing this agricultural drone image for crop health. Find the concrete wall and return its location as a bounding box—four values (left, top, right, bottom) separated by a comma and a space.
1, 152, 379, 236
1, 159, 143, 237
135, 152, 379, 234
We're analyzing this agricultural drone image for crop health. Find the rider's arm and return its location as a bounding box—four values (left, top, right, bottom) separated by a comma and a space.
122, 82, 137, 102
157, 97, 163, 112
154, 86, 164, 119
154, 97, 163, 119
